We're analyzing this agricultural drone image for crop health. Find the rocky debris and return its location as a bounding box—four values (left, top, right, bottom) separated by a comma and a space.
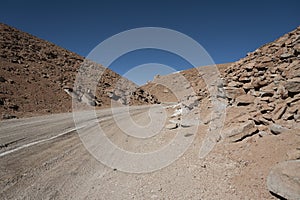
129, 88, 160, 105
8, 104, 19, 111
267, 160, 300, 200
103, 24, 300, 199
63, 87, 101, 106
171, 107, 182, 118
221, 26, 300, 140
81, 93, 100, 106
2, 114, 17, 120
180, 94, 201, 111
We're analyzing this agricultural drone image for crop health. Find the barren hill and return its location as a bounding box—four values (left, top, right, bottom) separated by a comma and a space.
141, 63, 231, 103
0, 23, 158, 119
143, 26, 300, 138
141, 26, 300, 199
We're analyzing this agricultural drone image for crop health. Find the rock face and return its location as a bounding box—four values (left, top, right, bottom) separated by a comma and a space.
267, 160, 300, 200
0, 23, 159, 119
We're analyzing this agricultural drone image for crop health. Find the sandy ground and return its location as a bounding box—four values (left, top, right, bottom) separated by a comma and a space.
1, 104, 298, 200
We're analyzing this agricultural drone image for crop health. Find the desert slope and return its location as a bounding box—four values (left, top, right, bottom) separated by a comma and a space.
0, 23, 158, 119
141, 26, 300, 199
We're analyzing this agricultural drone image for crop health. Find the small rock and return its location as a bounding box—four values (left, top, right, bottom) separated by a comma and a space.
267, 160, 300, 200
243, 82, 254, 90
280, 53, 294, 60
269, 123, 288, 135
2, 114, 17, 119
286, 95, 300, 104
260, 57, 273, 63
166, 123, 178, 130
254, 117, 271, 126
283, 112, 294, 120
224, 87, 246, 99
260, 96, 270, 102
228, 81, 241, 87
276, 84, 288, 99
8, 79, 14, 84
294, 113, 300, 121
184, 133, 194, 137
258, 131, 268, 137
0, 76, 6, 82
222, 120, 257, 142
260, 104, 275, 112
277, 63, 290, 72
273, 104, 287, 120
262, 113, 273, 121
294, 43, 300, 52
252, 79, 269, 89
9, 104, 19, 111
235, 94, 255, 106
285, 78, 300, 93
243, 62, 255, 70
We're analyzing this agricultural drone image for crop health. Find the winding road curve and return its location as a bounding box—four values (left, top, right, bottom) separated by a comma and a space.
0, 105, 243, 199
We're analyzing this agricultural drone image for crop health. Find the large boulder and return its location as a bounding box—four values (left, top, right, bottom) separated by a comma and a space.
267, 160, 300, 200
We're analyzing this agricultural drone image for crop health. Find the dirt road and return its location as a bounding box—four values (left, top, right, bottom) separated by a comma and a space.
1, 105, 297, 199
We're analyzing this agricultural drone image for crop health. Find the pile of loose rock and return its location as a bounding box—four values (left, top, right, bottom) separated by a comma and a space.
220, 26, 300, 142
129, 88, 160, 105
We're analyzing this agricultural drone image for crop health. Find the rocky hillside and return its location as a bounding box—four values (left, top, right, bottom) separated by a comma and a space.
144, 26, 300, 141
0, 23, 158, 119
142, 26, 300, 199
221, 26, 300, 140
141, 63, 231, 103
220, 26, 300, 200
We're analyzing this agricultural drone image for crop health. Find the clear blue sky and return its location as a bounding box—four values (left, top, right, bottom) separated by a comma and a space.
1, 0, 299, 85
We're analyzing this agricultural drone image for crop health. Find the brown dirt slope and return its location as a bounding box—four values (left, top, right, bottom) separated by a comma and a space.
141, 63, 231, 103
0, 23, 158, 119
140, 25, 300, 199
